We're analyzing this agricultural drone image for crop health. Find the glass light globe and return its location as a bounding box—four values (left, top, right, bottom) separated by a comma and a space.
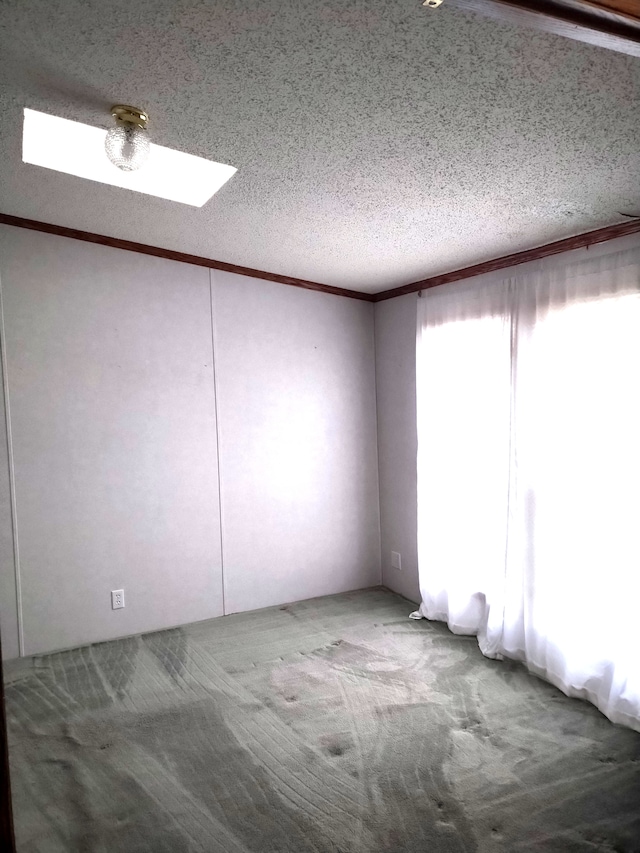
104, 123, 150, 172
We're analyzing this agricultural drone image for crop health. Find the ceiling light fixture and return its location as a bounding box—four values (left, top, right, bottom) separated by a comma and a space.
23, 109, 237, 207
105, 105, 150, 172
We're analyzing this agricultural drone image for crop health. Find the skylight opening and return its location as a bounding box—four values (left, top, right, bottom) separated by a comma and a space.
22, 108, 237, 208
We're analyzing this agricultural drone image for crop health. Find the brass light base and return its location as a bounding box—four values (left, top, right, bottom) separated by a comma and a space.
110, 105, 148, 129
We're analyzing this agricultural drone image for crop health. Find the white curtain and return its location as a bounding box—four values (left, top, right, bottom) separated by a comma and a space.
415, 245, 640, 732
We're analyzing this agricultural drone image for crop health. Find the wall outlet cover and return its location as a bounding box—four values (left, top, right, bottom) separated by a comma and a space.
111, 589, 125, 609
391, 551, 402, 570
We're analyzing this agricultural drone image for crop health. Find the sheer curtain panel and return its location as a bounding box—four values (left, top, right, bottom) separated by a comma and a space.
414, 246, 640, 732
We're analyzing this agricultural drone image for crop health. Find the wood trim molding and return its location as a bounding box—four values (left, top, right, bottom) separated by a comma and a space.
595, 0, 640, 16
446, 0, 640, 57
3, 212, 640, 306
373, 218, 640, 302
0, 214, 374, 303
0, 637, 16, 853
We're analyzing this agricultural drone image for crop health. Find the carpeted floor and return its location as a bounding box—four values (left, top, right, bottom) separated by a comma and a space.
5, 587, 640, 852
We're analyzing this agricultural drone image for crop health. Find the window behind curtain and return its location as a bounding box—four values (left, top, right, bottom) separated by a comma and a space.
416, 253, 640, 731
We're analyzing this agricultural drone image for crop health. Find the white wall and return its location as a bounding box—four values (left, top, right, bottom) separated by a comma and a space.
213, 272, 380, 613
0, 226, 381, 657
374, 293, 419, 604
0, 227, 224, 656
0, 346, 19, 660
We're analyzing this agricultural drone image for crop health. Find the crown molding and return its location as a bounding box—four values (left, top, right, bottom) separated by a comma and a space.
373, 218, 640, 302
3, 213, 640, 306
445, 0, 640, 58
0, 214, 375, 303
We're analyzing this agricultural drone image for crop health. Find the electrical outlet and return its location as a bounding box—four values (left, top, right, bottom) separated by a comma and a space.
111, 589, 125, 610
391, 551, 402, 570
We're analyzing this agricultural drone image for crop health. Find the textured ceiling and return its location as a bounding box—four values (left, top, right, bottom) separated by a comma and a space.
1, 0, 639, 293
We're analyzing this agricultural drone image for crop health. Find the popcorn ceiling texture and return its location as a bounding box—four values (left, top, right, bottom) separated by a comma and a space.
0, 0, 639, 293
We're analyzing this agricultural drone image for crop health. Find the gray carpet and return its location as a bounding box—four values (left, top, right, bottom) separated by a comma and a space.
5, 587, 640, 852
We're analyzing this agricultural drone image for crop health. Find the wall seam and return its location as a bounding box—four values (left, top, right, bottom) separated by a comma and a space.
371, 302, 383, 587
209, 269, 227, 616
0, 271, 25, 656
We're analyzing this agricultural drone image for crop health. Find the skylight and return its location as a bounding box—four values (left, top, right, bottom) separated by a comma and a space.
22, 108, 237, 207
